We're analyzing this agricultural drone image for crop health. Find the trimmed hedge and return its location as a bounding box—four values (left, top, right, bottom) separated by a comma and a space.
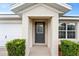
60, 40, 79, 56
6, 39, 25, 56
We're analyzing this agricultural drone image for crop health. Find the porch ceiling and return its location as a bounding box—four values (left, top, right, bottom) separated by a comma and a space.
29, 16, 52, 20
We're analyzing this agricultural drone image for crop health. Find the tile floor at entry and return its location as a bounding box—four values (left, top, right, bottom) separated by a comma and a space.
29, 45, 51, 56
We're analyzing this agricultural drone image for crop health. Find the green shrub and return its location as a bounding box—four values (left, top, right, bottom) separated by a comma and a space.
60, 40, 79, 56
6, 39, 25, 56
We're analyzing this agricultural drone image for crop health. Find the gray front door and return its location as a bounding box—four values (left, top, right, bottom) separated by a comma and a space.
35, 22, 45, 43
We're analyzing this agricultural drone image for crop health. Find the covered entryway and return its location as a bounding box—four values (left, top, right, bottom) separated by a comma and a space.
28, 17, 51, 56
11, 3, 71, 56
22, 4, 59, 55
28, 16, 54, 56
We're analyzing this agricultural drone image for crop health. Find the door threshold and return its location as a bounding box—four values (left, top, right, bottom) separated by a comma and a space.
33, 44, 47, 47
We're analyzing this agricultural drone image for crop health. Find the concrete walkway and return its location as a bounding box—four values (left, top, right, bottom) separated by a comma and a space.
29, 45, 51, 56
0, 47, 7, 56
0, 46, 51, 56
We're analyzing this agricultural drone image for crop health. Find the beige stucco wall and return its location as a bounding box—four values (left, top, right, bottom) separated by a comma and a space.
50, 15, 59, 56
22, 4, 59, 56
76, 22, 79, 41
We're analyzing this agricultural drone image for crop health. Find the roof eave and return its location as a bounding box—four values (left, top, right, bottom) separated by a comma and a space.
11, 3, 72, 15
60, 16, 79, 21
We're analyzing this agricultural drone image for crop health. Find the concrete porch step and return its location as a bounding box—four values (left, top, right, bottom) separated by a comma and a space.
29, 45, 51, 56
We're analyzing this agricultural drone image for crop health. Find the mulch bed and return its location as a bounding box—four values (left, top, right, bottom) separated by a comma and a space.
58, 45, 62, 56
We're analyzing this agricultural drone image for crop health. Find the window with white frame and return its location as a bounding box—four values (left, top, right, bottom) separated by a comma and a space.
59, 22, 76, 39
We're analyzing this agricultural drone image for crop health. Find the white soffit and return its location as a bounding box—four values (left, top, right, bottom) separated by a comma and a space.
45, 3, 72, 12
11, 3, 72, 15
60, 16, 79, 21
11, 3, 37, 14
0, 14, 21, 20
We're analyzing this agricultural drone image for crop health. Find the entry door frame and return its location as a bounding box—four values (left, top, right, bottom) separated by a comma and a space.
33, 19, 48, 46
